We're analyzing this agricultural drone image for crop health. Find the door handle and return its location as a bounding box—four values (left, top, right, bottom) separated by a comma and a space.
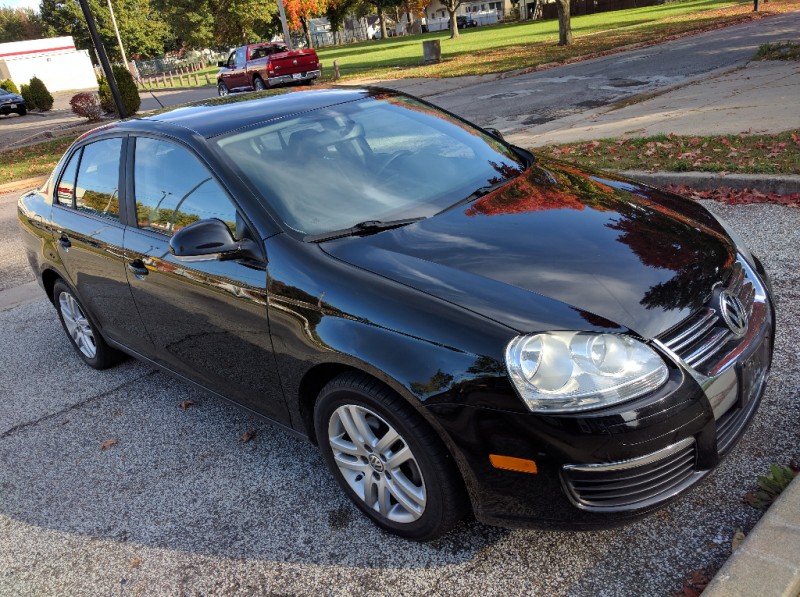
127, 259, 149, 278
58, 234, 71, 250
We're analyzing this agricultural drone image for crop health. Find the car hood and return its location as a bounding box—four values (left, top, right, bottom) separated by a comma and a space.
0, 94, 23, 104
321, 159, 737, 339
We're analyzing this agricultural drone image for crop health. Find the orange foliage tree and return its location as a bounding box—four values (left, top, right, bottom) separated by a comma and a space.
285, 0, 329, 47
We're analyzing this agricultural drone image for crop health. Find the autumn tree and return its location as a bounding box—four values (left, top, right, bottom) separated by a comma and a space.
285, 0, 328, 47
554, 0, 571, 45
0, 7, 45, 42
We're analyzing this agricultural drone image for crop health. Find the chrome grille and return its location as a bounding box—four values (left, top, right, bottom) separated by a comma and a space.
659, 261, 755, 374
561, 438, 698, 511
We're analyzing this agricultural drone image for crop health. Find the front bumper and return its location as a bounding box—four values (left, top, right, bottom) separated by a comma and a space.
428, 256, 774, 529
269, 70, 320, 86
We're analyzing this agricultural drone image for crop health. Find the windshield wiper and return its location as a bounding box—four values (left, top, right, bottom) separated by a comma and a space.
438, 178, 511, 214
306, 217, 425, 242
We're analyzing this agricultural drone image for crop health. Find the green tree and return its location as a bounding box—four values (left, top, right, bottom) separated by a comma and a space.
367, 0, 401, 40
28, 76, 54, 110
98, 64, 140, 115
214, 0, 278, 46
554, 0, 572, 45
325, 0, 358, 44
39, 0, 172, 59
153, 0, 215, 49
0, 6, 45, 42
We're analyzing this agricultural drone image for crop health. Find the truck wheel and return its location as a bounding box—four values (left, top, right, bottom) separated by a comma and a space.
254, 76, 267, 91
217, 82, 229, 97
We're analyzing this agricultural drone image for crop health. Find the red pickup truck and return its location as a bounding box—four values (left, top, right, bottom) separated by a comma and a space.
217, 42, 321, 96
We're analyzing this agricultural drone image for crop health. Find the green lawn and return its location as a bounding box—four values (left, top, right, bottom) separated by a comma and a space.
0, 136, 77, 184
317, 0, 800, 79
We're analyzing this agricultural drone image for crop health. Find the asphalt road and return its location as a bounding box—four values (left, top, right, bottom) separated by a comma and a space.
137, 11, 800, 136
1, 186, 798, 594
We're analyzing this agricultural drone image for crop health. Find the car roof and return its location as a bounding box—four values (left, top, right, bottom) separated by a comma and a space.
106, 87, 382, 140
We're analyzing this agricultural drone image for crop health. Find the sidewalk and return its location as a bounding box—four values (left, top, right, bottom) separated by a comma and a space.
505, 59, 800, 146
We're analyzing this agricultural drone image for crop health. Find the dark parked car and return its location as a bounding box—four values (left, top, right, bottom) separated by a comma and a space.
448, 15, 478, 29
0, 88, 27, 116
18, 88, 774, 541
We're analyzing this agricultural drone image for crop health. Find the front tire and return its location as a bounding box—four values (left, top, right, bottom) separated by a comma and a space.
314, 372, 468, 541
17, 106, 27, 116
217, 82, 229, 96
53, 279, 123, 370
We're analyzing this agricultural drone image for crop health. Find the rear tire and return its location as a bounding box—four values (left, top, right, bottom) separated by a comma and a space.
53, 279, 124, 370
253, 76, 267, 91
314, 372, 468, 541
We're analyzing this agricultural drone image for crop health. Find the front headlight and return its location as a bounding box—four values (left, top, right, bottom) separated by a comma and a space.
505, 332, 668, 413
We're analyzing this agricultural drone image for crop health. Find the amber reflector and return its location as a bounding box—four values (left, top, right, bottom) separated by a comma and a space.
489, 454, 538, 474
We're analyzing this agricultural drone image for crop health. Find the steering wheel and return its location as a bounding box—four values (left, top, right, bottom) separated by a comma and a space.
375, 150, 413, 178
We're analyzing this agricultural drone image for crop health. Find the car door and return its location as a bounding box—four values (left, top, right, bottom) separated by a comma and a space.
123, 135, 288, 422
50, 136, 152, 353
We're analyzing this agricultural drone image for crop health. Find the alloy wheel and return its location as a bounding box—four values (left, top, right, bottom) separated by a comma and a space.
58, 291, 97, 359
328, 404, 427, 523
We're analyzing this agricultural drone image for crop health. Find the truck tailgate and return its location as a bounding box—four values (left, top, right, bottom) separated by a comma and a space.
271, 50, 318, 77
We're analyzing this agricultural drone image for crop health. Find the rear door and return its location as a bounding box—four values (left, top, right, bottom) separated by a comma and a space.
122, 135, 288, 422
50, 136, 151, 352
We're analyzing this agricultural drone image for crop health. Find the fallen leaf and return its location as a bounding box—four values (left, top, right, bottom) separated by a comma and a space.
731, 528, 746, 551
239, 430, 256, 443
101, 438, 118, 451
178, 400, 196, 411
130, 558, 142, 568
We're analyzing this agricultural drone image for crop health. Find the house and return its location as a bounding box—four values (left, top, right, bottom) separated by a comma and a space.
0, 36, 98, 92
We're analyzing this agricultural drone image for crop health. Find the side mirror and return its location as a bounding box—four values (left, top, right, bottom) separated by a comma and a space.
485, 127, 505, 141
217, 60, 226, 68
170, 218, 255, 262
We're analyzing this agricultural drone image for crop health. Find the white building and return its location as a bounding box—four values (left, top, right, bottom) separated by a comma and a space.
0, 36, 98, 92
425, 0, 512, 20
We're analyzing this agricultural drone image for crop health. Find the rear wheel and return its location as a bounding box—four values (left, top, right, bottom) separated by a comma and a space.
53, 279, 123, 370
217, 82, 229, 96
253, 76, 267, 91
314, 372, 468, 540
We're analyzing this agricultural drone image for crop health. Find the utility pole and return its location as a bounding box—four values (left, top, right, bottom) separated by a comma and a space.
277, 0, 293, 50
106, 0, 128, 68
77, 0, 127, 117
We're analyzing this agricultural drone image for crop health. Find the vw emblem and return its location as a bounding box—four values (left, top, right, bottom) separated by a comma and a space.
719, 290, 748, 337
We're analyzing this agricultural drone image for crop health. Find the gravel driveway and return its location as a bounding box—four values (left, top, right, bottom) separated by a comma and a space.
0, 200, 797, 596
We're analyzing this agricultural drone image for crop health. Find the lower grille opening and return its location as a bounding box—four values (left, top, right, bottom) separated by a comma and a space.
562, 438, 699, 511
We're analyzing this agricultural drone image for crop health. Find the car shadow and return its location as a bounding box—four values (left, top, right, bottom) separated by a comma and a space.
0, 323, 509, 567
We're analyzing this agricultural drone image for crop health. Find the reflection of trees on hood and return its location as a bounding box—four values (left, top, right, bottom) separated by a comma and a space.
463, 158, 734, 313
607, 198, 734, 312
465, 162, 619, 217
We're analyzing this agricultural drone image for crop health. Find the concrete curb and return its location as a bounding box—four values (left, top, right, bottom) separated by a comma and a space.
0, 176, 47, 195
619, 171, 800, 195
0, 281, 44, 312
704, 475, 800, 597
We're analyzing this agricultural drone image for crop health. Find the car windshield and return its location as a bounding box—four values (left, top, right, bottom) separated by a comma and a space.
215, 94, 526, 236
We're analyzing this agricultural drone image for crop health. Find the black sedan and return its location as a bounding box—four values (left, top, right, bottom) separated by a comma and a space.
0, 88, 27, 116
18, 87, 774, 541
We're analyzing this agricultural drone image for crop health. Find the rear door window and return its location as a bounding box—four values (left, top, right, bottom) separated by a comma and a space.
73, 138, 123, 220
